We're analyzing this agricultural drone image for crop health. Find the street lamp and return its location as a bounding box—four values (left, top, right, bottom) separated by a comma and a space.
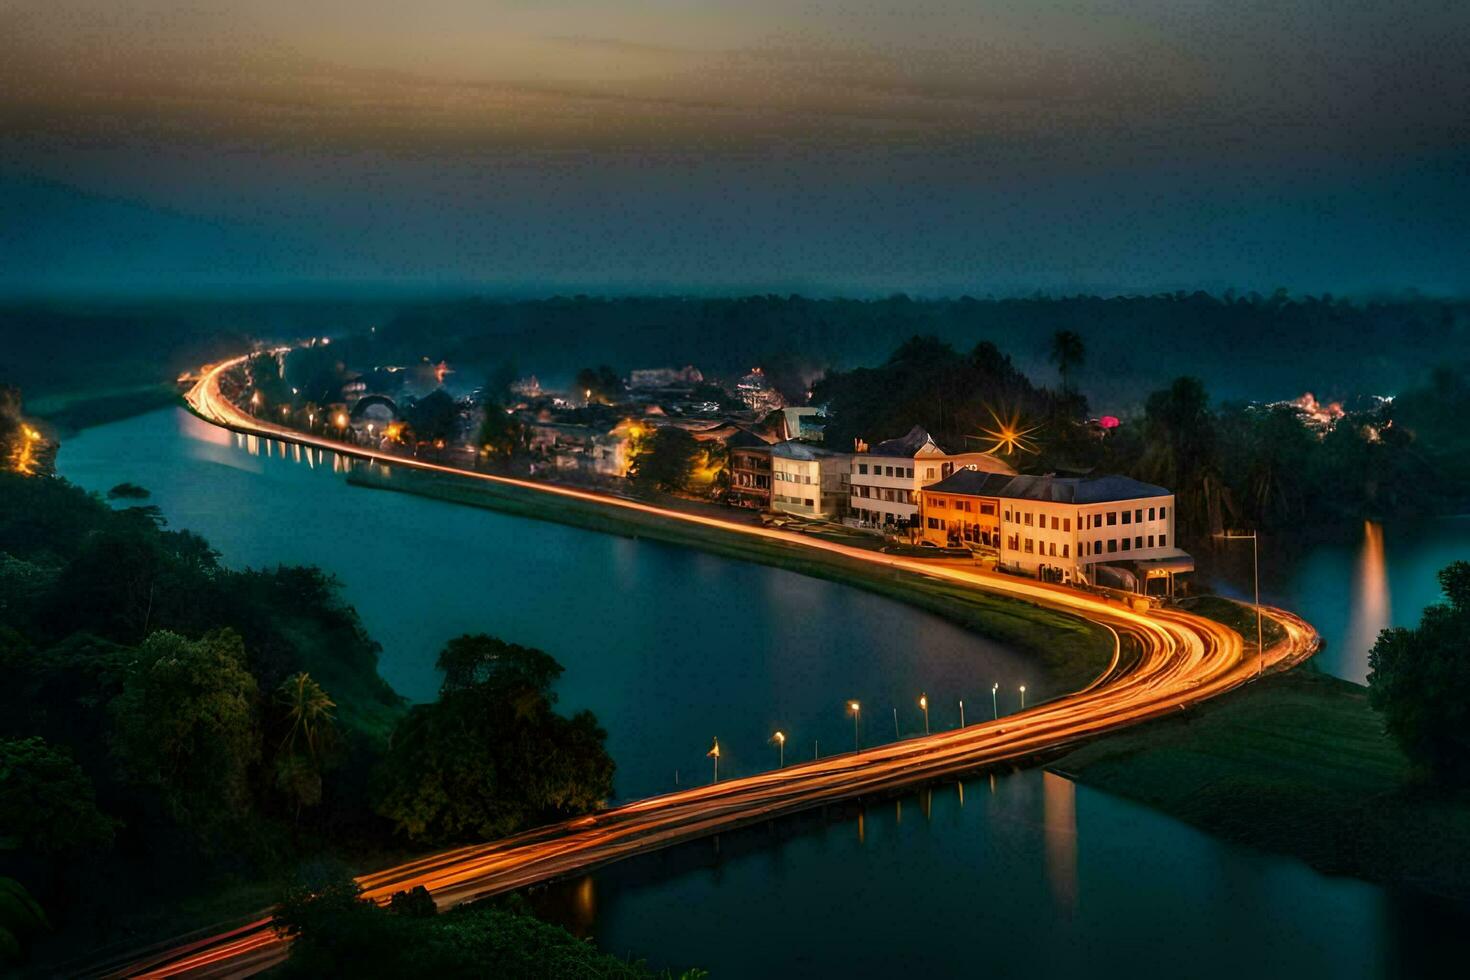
1019, 685, 1027, 710
991, 682, 999, 719
708, 737, 720, 783
959, 699, 966, 728
773, 730, 786, 768
919, 693, 930, 735
1218, 530, 1265, 676
848, 701, 861, 750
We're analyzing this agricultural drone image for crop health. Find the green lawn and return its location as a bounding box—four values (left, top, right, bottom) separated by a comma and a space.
1053, 668, 1470, 900
347, 466, 1117, 698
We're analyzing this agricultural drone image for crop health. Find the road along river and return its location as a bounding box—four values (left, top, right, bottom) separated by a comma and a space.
98, 355, 1319, 977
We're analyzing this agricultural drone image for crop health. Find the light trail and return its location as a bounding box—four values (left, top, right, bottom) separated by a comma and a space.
94, 354, 1319, 978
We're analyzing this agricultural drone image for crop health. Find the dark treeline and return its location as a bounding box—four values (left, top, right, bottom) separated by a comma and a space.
814, 337, 1470, 542
5, 292, 1467, 417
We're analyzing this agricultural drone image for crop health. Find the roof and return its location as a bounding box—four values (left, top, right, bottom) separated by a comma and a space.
922, 470, 1172, 504
870, 424, 943, 457
770, 440, 850, 462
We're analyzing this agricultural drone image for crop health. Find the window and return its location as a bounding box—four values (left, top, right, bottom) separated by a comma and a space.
1135, 536, 1143, 548
1122, 511, 1132, 525
1160, 506, 1168, 519
1049, 542, 1057, 556
925, 467, 936, 480
1107, 539, 1118, 553
935, 498, 946, 508
928, 517, 942, 529
1106, 512, 1117, 526
1024, 513, 1033, 526
1024, 539, 1034, 554
1004, 509, 1012, 521
1050, 516, 1060, 531
1135, 509, 1143, 522
905, 467, 914, 478
1121, 538, 1131, 551
805, 498, 814, 507
1148, 534, 1155, 547
1160, 534, 1167, 547
1149, 507, 1156, 521
886, 466, 895, 477
980, 503, 995, 515
858, 463, 868, 475
1063, 517, 1071, 532
1062, 544, 1069, 558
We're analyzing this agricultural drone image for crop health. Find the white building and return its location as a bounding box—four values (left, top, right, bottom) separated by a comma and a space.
848, 425, 1014, 532
919, 471, 1192, 593
769, 441, 851, 519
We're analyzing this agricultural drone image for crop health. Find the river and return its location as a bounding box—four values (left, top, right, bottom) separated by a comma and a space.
58, 408, 1469, 978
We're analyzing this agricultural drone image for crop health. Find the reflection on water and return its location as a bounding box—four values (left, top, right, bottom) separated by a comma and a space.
1043, 771, 1078, 912
1345, 521, 1391, 680
57, 409, 1470, 977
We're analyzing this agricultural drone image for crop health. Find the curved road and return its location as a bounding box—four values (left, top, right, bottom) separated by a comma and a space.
104, 355, 1319, 977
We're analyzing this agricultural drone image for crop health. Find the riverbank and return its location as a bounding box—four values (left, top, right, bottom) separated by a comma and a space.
27, 382, 180, 434
347, 464, 1120, 697
1052, 666, 1470, 901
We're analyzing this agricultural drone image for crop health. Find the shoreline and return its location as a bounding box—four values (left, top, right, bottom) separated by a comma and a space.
346, 463, 1121, 698
1053, 667, 1470, 903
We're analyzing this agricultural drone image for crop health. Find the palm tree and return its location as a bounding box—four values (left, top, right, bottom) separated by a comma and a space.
1049, 330, 1085, 393
274, 673, 337, 817
276, 672, 337, 761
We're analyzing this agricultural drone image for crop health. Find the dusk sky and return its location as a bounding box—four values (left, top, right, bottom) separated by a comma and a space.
3, 1, 1467, 296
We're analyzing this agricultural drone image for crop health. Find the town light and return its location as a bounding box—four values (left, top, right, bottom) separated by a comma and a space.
919, 693, 930, 735
1020, 685, 1027, 709
848, 701, 861, 750
773, 730, 786, 768
992, 682, 999, 719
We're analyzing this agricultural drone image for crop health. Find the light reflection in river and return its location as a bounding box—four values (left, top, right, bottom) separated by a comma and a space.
1044, 771, 1078, 912
1345, 520, 1391, 679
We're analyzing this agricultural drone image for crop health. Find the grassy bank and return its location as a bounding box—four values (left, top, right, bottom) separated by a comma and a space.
347, 465, 1117, 698
1052, 667, 1470, 900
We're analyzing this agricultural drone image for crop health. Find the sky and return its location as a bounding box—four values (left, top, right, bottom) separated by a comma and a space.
2, 1, 1467, 296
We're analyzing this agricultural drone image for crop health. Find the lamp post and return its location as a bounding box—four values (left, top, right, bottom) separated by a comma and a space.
959, 699, 966, 728
848, 701, 861, 750
919, 693, 930, 735
1019, 685, 1027, 710
991, 683, 999, 719
773, 730, 785, 768
708, 738, 720, 783
1218, 530, 1264, 676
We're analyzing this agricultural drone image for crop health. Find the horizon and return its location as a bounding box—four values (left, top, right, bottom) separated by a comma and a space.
5, 2, 1467, 296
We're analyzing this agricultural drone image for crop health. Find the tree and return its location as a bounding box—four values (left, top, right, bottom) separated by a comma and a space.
476, 404, 525, 462
0, 737, 115, 854
574, 366, 623, 404
1367, 562, 1470, 788
272, 673, 338, 815
628, 427, 701, 494
374, 635, 613, 844
1138, 377, 1221, 536
1048, 330, 1085, 393
402, 390, 461, 449
110, 629, 261, 834
0, 876, 48, 965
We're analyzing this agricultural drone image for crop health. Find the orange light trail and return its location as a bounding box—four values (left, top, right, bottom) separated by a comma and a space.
98, 352, 1320, 979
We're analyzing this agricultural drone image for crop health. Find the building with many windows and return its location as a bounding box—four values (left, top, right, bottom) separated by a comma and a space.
847, 425, 1014, 533
918, 471, 1191, 593
729, 441, 774, 509
769, 441, 852, 518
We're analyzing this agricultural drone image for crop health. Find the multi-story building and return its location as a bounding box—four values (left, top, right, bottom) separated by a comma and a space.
728, 436, 774, 509
848, 426, 1014, 533
918, 472, 1192, 594
770, 441, 851, 519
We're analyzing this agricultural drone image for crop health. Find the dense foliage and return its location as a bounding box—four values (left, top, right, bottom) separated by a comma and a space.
374, 635, 614, 844
628, 427, 702, 494
274, 875, 690, 979
0, 471, 621, 968
1368, 562, 1470, 788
